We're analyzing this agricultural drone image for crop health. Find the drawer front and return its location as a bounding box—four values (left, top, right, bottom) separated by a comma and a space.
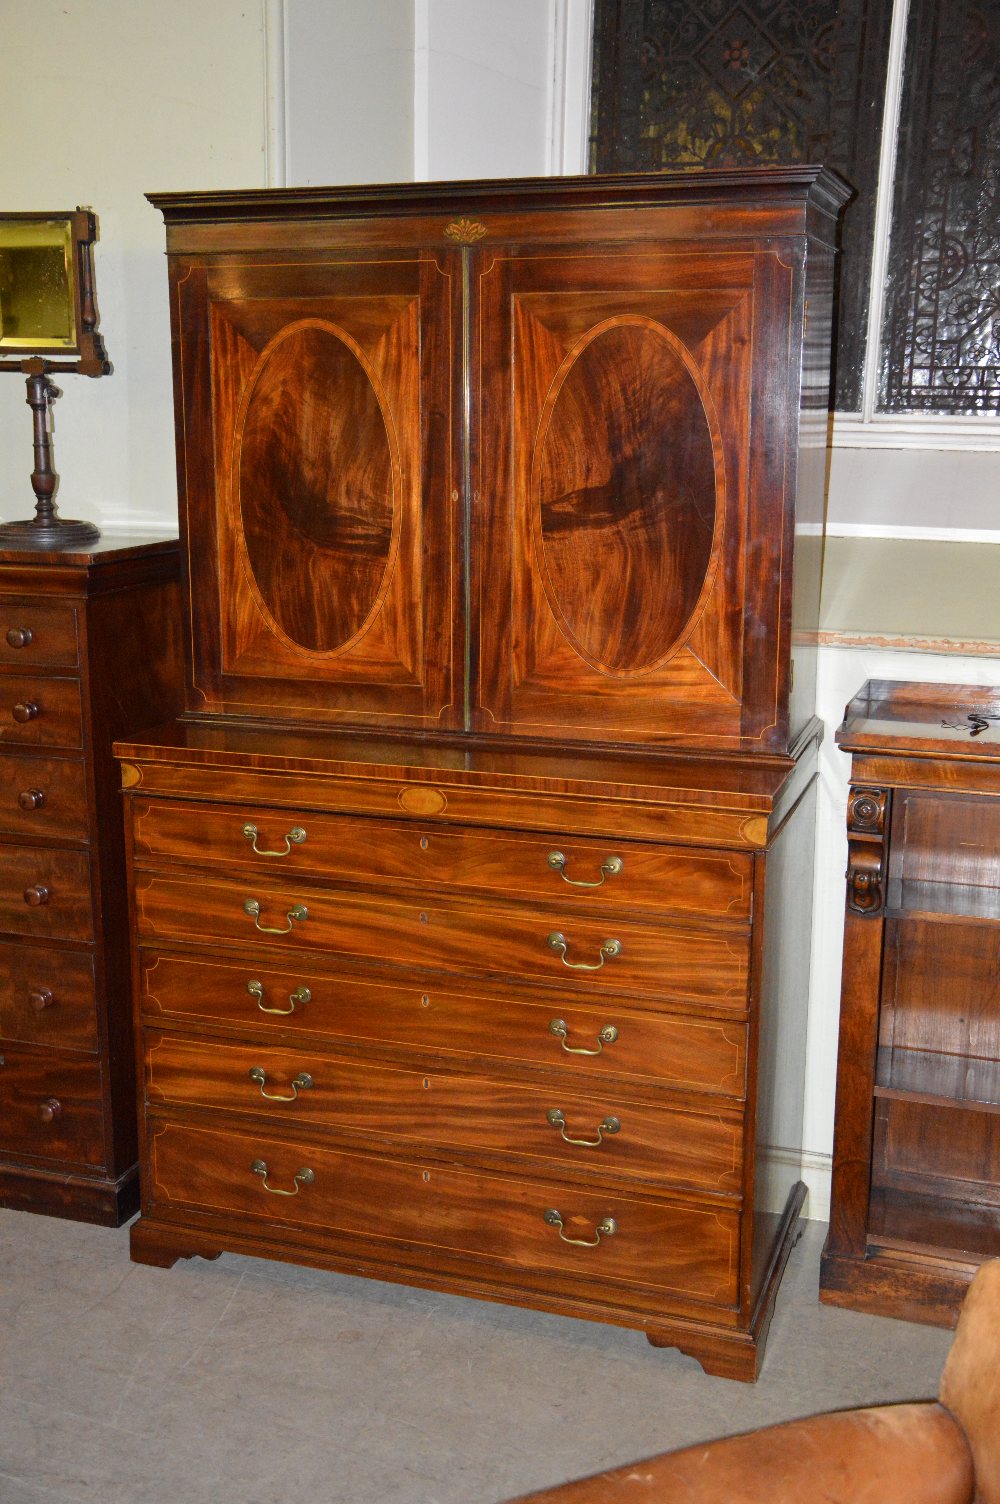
148, 1117, 740, 1306
145, 1033, 743, 1195
133, 874, 749, 1006
139, 952, 747, 1099
0, 941, 98, 1051
0, 752, 89, 841
130, 798, 752, 922
0, 1047, 105, 1166
0, 602, 79, 669
0, 674, 83, 749
0, 846, 93, 941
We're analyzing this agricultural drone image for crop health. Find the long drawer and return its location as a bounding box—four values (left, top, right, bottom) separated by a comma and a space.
0, 674, 83, 749
132, 873, 749, 1006
138, 951, 747, 1098
130, 798, 753, 921
147, 1117, 741, 1307
0, 941, 98, 1051
0, 752, 89, 841
0, 846, 93, 942
0, 1045, 105, 1167
144, 1032, 743, 1195
0, 601, 79, 668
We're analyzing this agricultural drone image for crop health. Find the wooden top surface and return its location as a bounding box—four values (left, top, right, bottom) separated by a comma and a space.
837, 679, 1000, 760
115, 716, 813, 816
147, 166, 851, 224
0, 531, 178, 568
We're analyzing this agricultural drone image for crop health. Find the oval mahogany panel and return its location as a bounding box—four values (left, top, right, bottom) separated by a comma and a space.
535, 321, 719, 673
238, 322, 395, 653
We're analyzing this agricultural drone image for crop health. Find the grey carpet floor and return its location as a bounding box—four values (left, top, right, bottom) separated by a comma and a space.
0, 1211, 954, 1504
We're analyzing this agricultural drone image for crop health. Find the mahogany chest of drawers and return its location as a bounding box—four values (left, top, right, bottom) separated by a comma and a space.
0, 535, 181, 1224
117, 721, 818, 1381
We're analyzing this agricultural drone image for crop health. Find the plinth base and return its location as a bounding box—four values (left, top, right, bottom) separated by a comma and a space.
0, 516, 101, 548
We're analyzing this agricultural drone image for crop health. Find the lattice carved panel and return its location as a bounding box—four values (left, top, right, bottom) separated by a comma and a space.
879, 0, 1000, 414
590, 0, 893, 409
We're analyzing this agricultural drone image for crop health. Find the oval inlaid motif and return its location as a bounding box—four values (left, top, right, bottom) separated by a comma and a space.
398, 787, 448, 816
238, 322, 395, 653
534, 321, 719, 673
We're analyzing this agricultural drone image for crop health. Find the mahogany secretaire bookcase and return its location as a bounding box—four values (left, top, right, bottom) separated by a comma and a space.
115, 168, 849, 1380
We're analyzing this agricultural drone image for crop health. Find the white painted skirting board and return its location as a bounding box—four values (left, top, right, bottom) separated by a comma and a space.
760, 1148, 833, 1222
98, 513, 178, 536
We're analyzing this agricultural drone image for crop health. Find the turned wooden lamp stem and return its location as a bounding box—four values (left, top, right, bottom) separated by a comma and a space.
0, 360, 101, 546
26, 371, 60, 529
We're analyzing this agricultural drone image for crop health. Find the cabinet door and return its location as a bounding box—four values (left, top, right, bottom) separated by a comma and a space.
173, 247, 460, 730
474, 245, 797, 747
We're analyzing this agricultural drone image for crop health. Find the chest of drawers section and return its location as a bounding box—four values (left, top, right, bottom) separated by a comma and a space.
119, 738, 816, 1380
0, 538, 181, 1224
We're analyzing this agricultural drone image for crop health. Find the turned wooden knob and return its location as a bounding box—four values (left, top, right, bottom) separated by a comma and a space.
12, 701, 39, 723
5, 626, 33, 648
38, 1097, 61, 1123
28, 988, 54, 1012
18, 788, 46, 811
23, 884, 50, 906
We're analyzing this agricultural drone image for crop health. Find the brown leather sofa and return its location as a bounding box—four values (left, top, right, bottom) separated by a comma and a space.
502, 1259, 1000, 1504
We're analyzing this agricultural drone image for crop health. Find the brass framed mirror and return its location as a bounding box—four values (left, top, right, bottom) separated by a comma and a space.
0, 208, 110, 547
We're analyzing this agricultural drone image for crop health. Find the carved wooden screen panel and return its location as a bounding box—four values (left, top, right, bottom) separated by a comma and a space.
589, 0, 893, 410
174, 253, 460, 729
474, 246, 796, 748
879, 0, 1000, 414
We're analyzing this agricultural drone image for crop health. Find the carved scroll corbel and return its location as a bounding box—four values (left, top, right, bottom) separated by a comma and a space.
845, 786, 888, 916
846, 842, 884, 915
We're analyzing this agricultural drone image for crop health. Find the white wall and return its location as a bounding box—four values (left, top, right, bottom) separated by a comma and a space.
415, 0, 557, 179
279, 0, 586, 187
0, 0, 267, 536
826, 446, 1000, 539
282, 0, 415, 186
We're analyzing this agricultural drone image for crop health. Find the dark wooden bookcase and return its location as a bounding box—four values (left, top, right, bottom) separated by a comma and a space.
822, 679, 1000, 1323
